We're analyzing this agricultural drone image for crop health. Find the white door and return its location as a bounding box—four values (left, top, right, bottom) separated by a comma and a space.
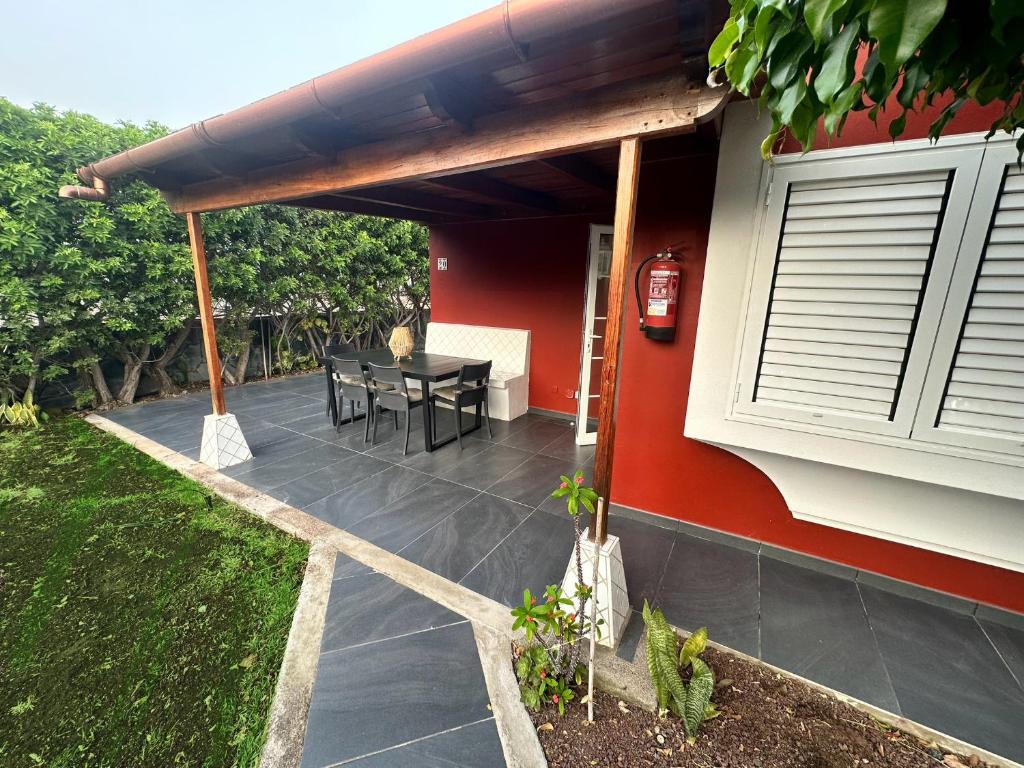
576, 225, 614, 445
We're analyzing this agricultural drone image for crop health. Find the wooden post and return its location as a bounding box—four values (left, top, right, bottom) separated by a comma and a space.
186, 211, 226, 416
591, 137, 642, 543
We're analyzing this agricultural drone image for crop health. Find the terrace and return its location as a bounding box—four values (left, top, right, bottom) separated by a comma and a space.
102, 373, 1024, 765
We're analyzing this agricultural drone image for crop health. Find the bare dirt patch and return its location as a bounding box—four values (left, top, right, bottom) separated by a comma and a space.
530, 647, 992, 768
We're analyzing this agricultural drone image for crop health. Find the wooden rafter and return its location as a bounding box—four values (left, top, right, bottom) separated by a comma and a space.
164, 74, 726, 213
422, 174, 560, 214
538, 155, 615, 194
591, 137, 642, 544
343, 186, 497, 219
422, 76, 487, 132
282, 194, 464, 223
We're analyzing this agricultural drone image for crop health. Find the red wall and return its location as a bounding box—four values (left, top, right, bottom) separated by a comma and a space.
429, 111, 1024, 614
430, 215, 598, 414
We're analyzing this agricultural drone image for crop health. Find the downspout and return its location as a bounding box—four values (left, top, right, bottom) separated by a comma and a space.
58, 174, 109, 202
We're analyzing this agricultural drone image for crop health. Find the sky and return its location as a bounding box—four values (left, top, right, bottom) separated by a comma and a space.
1, 0, 496, 129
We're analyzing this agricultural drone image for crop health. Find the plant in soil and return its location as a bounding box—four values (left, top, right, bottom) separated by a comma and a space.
642, 601, 719, 742
511, 471, 603, 715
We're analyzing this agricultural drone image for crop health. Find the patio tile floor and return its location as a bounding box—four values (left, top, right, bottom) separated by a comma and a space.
105, 372, 1024, 763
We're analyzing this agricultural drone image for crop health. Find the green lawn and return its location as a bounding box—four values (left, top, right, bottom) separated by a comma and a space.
0, 418, 308, 767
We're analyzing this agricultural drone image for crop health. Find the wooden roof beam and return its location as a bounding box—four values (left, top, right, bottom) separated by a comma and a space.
164, 74, 728, 214
538, 155, 616, 194
344, 186, 497, 219
421, 174, 561, 214
282, 194, 465, 224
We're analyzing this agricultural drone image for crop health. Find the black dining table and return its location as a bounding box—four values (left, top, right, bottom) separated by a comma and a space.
320, 348, 487, 452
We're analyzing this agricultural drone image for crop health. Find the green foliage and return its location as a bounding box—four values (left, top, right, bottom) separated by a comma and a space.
641, 601, 718, 742
0, 388, 44, 428
550, 469, 599, 517
512, 585, 593, 715
0, 97, 429, 407
709, 0, 1024, 158
0, 418, 308, 766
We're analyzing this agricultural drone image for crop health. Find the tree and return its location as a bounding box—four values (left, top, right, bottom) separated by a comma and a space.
0, 97, 431, 408
709, 0, 1024, 157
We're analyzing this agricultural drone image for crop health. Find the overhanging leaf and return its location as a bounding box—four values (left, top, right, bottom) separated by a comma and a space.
867, 0, 947, 78
813, 20, 861, 104
803, 0, 847, 46
708, 17, 739, 67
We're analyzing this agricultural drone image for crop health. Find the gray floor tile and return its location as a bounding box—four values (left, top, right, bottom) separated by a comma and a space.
535, 430, 596, 464
401, 493, 532, 582
615, 610, 644, 662
498, 418, 572, 452
268, 452, 392, 509
655, 532, 760, 657
978, 617, 1024, 691
345, 718, 505, 767
338, 479, 479, 571
761, 544, 856, 580
261, 400, 328, 425
304, 464, 434, 530
220, 433, 324, 475
440, 443, 534, 491
300, 622, 491, 767
608, 515, 675, 611
332, 552, 373, 579
460, 509, 576, 607
320, 573, 464, 652
485, 453, 578, 508
862, 585, 1024, 762
228, 443, 356, 491
760, 558, 898, 712
239, 422, 299, 450
400, 432, 492, 476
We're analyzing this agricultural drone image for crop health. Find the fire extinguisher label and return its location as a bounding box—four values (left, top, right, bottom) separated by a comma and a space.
647, 298, 669, 316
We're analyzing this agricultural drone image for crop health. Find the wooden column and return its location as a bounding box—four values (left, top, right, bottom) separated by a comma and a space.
591, 137, 642, 543
186, 211, 226, 416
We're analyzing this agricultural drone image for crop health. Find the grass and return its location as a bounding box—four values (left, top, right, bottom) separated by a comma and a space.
0, 418, 308, 767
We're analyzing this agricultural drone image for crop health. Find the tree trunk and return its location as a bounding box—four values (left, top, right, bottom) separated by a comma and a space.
116, 343, 150, 405
89, 361, 114, 407
233, 341, 252, 386
148, 320, 193, 396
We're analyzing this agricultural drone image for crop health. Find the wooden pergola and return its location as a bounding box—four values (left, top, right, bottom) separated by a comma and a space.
60, 0, 728, 541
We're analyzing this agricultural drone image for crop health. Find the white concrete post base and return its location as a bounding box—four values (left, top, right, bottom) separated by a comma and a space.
199, 413, 253, 469
560, 528, 630, 649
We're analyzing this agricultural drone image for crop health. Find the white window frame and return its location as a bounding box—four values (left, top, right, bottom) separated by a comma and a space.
911, 142, 1024, 457
734, 143, 985, 438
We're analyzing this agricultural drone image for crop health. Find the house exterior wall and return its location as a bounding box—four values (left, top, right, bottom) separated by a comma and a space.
428, 105, 1024, 614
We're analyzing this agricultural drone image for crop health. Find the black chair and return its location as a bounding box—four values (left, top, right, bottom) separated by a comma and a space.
430, 361, 493, 450
323, 342, 356, 421
330, 357, 379, 443
368, 363, 423, 456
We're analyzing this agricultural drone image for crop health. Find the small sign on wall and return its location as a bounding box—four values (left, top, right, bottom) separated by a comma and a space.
437, 257, 448, 271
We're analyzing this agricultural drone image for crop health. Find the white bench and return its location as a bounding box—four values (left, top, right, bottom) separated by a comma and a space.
424, 322, 530, 421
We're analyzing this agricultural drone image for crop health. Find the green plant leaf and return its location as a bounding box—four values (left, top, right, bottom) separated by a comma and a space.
776, 77, 808, 126
708, 17, 740, 67
679, 626, 708, 668
767, 31, 812, 90
725, 42, 762, 95
803, 0, 846, 46
824, 81, 863, 136
813, 20, 861, 103
867, 0, 947, 78
683, 656, 715, 739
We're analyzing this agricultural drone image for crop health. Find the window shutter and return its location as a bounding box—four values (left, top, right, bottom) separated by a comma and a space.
934, 165, 1024, 442
751, 169, 952, 424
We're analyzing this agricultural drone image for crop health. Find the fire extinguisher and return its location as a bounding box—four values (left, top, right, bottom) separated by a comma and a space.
634, 250, 681, 342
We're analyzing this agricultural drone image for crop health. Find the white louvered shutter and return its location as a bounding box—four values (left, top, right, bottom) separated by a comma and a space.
736, 146, 984, 437
914, 148, 1024, 456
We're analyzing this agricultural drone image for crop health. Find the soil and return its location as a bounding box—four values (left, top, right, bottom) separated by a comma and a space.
529, 647, 992, 768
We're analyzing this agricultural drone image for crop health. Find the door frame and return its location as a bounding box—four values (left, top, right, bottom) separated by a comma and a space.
576, 224, 614, 445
